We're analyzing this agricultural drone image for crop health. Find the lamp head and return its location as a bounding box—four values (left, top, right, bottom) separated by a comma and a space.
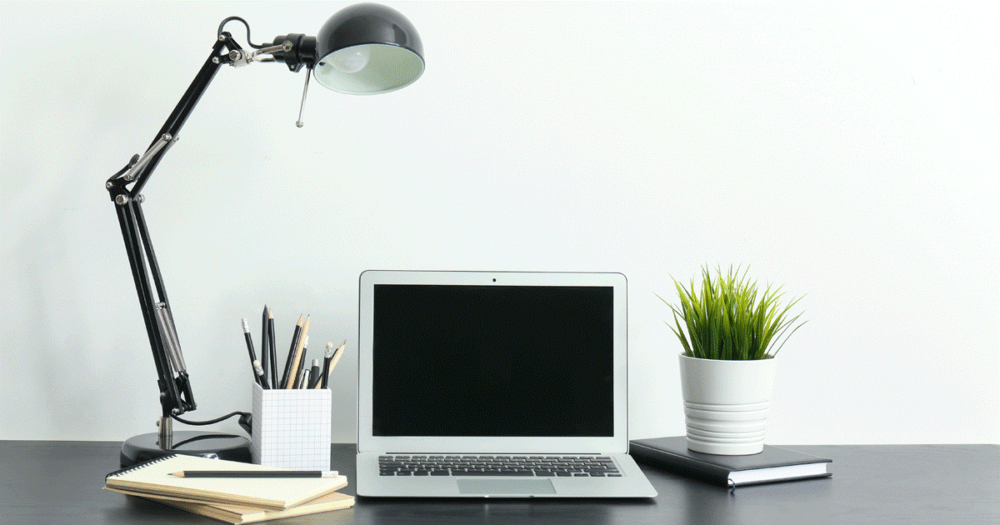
270, 3, 424, 95
315, 3, 424, 94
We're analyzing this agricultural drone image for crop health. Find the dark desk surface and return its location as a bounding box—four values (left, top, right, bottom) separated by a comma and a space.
1, 441, 997, 524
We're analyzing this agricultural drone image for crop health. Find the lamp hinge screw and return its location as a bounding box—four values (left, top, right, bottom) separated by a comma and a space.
106, 182, 114, 189
115, 195, 129, 205
136, 195, 145, 203
212, 57, 220, 64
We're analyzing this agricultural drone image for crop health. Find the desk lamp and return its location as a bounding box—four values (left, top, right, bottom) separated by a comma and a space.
106, 3, 423, 467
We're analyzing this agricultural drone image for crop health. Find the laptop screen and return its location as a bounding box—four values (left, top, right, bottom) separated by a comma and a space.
371, 284, 614, 438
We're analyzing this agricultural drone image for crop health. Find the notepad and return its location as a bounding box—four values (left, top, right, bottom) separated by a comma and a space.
104, 454, 347, 510
105, 488, 354, 524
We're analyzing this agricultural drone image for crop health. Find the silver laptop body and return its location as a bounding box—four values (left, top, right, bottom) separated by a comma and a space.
356, 270, 656, 498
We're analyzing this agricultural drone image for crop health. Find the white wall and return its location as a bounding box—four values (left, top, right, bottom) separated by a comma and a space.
1, 1, 997, 445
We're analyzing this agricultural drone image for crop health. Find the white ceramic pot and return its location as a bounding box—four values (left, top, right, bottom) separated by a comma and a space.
679, 354, 777, 455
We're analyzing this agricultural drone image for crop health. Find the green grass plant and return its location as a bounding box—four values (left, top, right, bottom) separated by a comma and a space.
658, 265, 806, 360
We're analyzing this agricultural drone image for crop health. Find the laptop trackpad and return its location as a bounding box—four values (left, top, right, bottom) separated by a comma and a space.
457, 479, 556, 496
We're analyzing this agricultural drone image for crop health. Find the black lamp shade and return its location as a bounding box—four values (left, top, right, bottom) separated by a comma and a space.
313, 3, 424, 95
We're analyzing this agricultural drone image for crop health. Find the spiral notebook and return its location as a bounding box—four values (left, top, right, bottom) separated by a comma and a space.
104, 454, 347, 510
105, 489, 354, 524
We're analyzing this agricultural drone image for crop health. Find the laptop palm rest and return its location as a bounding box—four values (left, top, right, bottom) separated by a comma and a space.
457, 479, 556, 496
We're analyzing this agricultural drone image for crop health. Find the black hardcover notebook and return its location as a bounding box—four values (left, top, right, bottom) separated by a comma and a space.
630, 436, 832, 488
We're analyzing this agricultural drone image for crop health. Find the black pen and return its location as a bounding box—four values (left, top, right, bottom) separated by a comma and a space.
308, 358, 322, 389
242, 318, 261, 386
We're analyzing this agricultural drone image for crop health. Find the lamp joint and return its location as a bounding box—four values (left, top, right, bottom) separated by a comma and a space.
267, 33, 316, 73
224, 42, 294, 68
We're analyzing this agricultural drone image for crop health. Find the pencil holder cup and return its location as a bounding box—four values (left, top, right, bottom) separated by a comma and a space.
251, 383, 332, 470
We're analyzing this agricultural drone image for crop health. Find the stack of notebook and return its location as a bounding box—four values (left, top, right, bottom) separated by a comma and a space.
104, 454, 354, 524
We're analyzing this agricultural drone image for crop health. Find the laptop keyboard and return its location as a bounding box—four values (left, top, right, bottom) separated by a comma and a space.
378, 455, 622, 477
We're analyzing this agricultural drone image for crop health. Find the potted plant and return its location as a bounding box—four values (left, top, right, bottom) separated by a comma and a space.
658, 265, 806, 455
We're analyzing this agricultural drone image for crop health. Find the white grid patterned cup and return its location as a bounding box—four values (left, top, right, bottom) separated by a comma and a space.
251, 383, 332, 469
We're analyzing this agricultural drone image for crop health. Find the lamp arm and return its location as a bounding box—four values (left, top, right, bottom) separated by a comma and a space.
105, 33, 241, 419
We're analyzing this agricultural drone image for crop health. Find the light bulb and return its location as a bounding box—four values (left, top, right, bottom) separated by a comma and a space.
329, 47, 371, 74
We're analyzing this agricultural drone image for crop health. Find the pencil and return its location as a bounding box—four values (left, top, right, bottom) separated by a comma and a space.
285, 315, 310, 389
267, 308, 277, 388
322, 340, 346, 389
320, 342, 336, 389
294, 337, 309, 388
241, 318, 261, 386
170, 470, 338, 478
253, 359, 268, 389
280, 315, 303, 389
296, 367, 311, 389
260, 306, 270, 387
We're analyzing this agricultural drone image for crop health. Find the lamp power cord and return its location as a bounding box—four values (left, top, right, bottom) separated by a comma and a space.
217, 16, 264, 49
171, 411, 253, 436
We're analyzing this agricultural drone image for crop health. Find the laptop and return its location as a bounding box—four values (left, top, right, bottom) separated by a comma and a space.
356, 270, 657, 498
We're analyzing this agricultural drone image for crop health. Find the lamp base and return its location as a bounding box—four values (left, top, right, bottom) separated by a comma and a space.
120, 431, 252, 468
